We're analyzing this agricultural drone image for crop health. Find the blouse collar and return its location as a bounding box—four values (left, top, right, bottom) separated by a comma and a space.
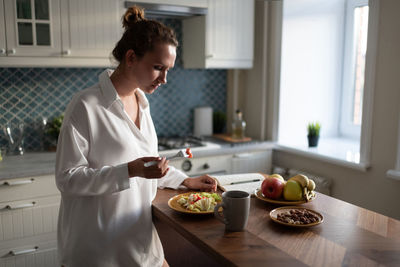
99, 69, 149, 110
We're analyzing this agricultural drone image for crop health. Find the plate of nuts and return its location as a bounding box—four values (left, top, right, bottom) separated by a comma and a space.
270, 206, 323, 227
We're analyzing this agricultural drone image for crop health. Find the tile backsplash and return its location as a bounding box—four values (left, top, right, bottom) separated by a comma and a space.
0, 19, 227, 152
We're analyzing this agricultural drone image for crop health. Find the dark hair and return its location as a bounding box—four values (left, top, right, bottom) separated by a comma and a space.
112, 6, 178, 63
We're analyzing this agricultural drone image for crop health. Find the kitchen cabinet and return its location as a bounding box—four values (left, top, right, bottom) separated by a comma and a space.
182, 0, 255, 69
0, 240, 57, 267
138, 0, 207, 8
60, 0, 121, 58
0, 0, 7, 56
0, 174, 60, 266
0, 0, 121, 66
3, 0, 62, 57
231, 150, 272, 174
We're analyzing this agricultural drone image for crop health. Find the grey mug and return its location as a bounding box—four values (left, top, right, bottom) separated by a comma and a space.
214, 190, 250, 231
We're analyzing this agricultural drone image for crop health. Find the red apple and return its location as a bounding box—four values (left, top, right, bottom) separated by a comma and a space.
261, 178, 285, 199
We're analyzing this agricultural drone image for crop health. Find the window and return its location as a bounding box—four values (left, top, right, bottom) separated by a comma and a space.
340, 0, 369, 139
277, 0, 377, 167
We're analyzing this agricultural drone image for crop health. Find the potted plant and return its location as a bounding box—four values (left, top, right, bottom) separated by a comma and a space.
45, 114, 64, 151
307, 122, 321, 147
213, 111, 227, 134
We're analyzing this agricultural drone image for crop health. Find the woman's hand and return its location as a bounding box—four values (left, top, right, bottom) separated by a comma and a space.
182, 175, 217, 192
128, 157, 169, 178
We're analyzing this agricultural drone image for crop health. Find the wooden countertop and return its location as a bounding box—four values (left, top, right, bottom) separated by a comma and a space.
152, 188, 400, 266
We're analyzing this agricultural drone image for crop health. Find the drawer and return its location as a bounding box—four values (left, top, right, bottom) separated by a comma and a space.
231, 150, 272, 174
0, 196, 60, 242
0, 175, 59, 203
0, 239, 57, 267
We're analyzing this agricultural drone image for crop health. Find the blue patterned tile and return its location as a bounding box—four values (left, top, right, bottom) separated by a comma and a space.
0, 19, 226, 151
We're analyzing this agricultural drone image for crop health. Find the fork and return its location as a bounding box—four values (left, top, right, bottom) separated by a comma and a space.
144, 149, 191, 167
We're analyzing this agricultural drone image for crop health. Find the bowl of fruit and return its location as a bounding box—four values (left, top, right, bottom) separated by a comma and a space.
255, 174, 316, 205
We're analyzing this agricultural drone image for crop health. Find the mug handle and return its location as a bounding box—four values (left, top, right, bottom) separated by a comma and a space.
214, 203, 225, 223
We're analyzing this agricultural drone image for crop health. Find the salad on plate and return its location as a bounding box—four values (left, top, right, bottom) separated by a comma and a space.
177, 192, 221, 212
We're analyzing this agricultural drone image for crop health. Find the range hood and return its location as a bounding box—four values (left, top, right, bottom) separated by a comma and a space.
124, 1, 207, 19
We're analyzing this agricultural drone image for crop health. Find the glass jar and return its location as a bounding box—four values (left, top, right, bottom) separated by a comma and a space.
232, 109, 246, 139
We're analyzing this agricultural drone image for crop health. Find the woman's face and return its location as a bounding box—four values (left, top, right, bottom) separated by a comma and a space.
130, 43, 177, 94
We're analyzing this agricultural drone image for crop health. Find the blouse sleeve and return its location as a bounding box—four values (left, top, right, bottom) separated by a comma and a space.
55, 118, 130, 197
157, 166, 188, 189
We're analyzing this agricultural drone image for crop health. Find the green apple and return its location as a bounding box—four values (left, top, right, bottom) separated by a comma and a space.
283, 180, 303, 201
269, 173, 285, 183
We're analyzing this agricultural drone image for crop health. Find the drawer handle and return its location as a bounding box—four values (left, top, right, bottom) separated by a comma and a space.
9, 246, 39, 256
4, 202, 36, 210
1, 178, 34, 186
7, 48, 16, 55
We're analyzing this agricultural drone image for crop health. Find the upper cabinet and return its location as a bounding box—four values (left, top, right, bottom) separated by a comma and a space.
182, 0, 255, 69
0, 0, 6, 56
60, 0, 121, 58
0, 0, 255, 68
3, 0, 61, 57
138, 0, 207, 8
0, 0, 122, 66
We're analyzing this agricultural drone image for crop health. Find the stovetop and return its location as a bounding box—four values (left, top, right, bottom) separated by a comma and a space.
157, 136, 206, 151
157, 135, 263, 153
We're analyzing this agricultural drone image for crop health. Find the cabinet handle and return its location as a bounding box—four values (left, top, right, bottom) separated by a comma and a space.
0, 48, 5, 54
203, 163, 210, 169
9, 246, 39, 256
62, 49, 71, 56
7, 49, 16, 55
206, 54, 214, 58
4, 202, 36, 210
1, 178, 34, 187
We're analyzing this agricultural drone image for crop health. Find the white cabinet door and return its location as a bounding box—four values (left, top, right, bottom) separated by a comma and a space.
60, 0, 122, 58
140, 0, 207, 8
0, 175, 58, 203
0, 0, 7, 56
183, 0, 254, 69
0, 196, 60, 242
3, 0, 61, 57
230, 150, 272, 174
0, 240, 57, 267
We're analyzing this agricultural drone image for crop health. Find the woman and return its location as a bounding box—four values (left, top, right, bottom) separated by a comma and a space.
55, 6, 217, 267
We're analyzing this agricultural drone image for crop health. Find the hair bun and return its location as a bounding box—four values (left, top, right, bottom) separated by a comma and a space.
123, 6, 146, 30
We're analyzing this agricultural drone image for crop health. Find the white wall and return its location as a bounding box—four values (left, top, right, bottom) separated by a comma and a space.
279, 0, 345, 144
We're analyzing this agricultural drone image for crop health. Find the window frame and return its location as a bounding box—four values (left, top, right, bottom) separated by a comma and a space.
339, 0, 369, 139
274, 0, 379, 169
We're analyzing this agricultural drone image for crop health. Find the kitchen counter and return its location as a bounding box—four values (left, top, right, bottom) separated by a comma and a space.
0, 152, 56, 179
152, 188, 400, 266
0, 141, 275, 180
159, 140, 275, 158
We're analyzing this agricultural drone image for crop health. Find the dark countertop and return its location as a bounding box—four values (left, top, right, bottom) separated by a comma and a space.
0, 140, 275, 180
153, 188, 400, 266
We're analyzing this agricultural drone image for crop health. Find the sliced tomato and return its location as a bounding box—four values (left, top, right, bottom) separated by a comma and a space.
186, 148, 193, 158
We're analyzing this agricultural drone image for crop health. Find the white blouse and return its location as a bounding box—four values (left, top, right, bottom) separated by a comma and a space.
55, 69, 187, 267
